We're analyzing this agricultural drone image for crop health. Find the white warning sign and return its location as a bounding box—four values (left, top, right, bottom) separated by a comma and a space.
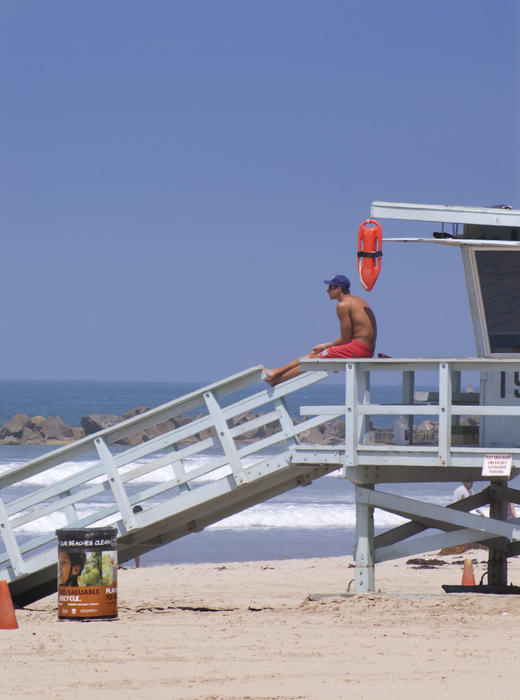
482, 453, 513, 478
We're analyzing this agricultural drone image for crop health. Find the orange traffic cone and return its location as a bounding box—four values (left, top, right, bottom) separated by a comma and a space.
0, 580, 18, 629
461, 558, 476, 586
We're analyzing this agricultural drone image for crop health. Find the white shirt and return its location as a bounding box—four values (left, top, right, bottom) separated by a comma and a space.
453, 483, 485, 515
453, 484, 472, 502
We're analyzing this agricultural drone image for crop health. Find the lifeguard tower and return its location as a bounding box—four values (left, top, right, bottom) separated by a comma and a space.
2, 201, 520, 605
301, 201, 520, 592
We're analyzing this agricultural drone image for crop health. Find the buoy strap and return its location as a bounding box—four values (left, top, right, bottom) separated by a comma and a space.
357, 251, 382, 258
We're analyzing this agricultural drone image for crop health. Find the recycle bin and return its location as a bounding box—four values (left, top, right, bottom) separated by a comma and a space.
56, 527, 118, 620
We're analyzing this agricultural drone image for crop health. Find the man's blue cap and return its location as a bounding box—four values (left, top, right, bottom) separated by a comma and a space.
324, 275, 350, 289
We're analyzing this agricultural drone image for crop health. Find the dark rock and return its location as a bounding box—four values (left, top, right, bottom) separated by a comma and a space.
117, 413, 194, 446
81, 413, 122, 435
194, 427, 216, 441
229, 411, 257, 427
121, 406, 150, 420
0, 413, 30, 439
41, 417, 73, 441
298, 418, 346, 444
226, 411, 282, 442
139, 419, 176, 440
172, 415, 192, 428
0, 406, 349, 447
70, 426, 86, 441
21, 426, 42, 443
117, 433, 145, 447
119, 418, 173, 445
28, 416, 47, 431
328, 419, 345, 438
246, 426, 266, 439
299, 427, 328, 444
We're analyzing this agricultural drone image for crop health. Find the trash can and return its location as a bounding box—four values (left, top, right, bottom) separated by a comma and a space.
56, 527, 118, 620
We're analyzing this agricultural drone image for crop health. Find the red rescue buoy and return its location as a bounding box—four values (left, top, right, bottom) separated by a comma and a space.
357, 219, 382, 291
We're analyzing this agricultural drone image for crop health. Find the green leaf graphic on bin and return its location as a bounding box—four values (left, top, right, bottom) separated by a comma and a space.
78, 552, 116, 586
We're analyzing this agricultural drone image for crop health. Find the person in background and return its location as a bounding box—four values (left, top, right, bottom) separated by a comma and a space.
453, 480, 475, 502
453, 481, 485, 516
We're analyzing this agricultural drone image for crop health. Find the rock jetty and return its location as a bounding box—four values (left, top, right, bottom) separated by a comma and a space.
0, 410, 475, 447
0, 409, 348, 446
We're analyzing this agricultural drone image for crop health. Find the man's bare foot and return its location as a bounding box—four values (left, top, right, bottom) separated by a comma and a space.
262, 367, 278, 385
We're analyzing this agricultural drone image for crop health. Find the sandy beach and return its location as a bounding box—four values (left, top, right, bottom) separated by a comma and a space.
1, 550, 520, 700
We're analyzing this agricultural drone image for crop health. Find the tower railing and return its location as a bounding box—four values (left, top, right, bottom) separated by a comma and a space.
300, 357, 520, 475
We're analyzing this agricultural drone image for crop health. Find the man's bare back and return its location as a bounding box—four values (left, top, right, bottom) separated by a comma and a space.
264, 275, 377, 385
334, 293, 377, 347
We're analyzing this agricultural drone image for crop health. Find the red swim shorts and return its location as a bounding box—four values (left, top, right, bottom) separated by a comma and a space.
320, 339, 374, 359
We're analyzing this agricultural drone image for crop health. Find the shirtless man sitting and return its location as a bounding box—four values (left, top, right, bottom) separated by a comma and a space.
263, 275, 377, 386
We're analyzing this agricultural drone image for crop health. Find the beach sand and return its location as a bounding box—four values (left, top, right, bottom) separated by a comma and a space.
2, 551, 520, 699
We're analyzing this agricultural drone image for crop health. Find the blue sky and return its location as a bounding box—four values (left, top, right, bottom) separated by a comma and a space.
1, 0, 518, 382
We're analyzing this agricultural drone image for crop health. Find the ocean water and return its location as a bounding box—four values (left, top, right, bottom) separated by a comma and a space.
0, 377, 480, 567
